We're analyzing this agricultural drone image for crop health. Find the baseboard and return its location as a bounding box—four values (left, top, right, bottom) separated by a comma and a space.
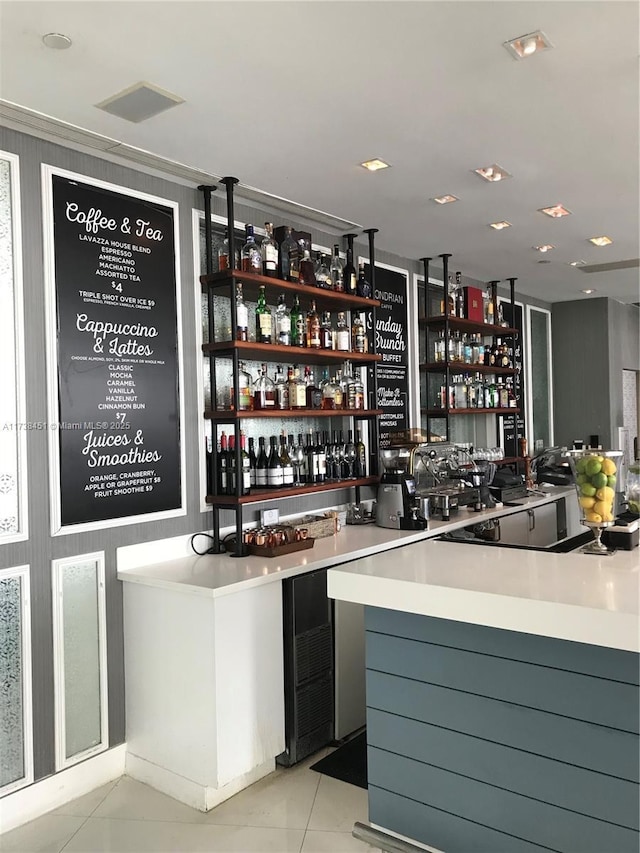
0, 744, 126, 834
126, 751, 275, 812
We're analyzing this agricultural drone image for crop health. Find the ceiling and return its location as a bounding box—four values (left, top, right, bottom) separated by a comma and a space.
1, 1, 639, 305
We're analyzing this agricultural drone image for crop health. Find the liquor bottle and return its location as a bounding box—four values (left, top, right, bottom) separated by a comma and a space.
218, 430, 228, 494
485, 292, 495, 326
463, 334, 473, 364
274, 293, 291, 346
255, 436, 269, 488
279, 435, 294, 487
255, 285, 272, 344
248, 436, 257, 488
507, 376, 517, 408
356, 262, 371, 298
499, 341, 511, 368
239, 431, 251, 495
490, 339, 499, 366
298, 243, 317, 286
332, 374, 344, 408
474, 373, 485, 409
235, 281, 249, 342
261, 222, 278, 277
280, 227, 299, 282
218, 230, 230, 271
267, 436, 284, 489
321, 374, 340, 410
330, 245, 344, 292
290, 366, 307, 410
315, 254, 332, 289
351, 313, 366, 353
253, 363, 276, 409
304, 366, 323, 409
235, 361, 253, 411
306, 300, 321, 349
344, 430, 357, 478
315, 431, 326, 484
335, 312, 350, 352
241, 224, 262, 273
498, 378, 509, 408
354, 429, 367, 478
483, 344, 491, 366
485, 379, 498, 409
343, 236, 357, 295
274, 364, 290, 409
455, 375, 468, 409
454, 331, 464, 363
226, 434, 236, 494
455, 272, 465, 318
290, 294, 305, 347
320, 311, 333, 349
434, 329, 445, 363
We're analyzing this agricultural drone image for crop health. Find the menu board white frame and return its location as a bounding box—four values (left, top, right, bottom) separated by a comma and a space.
42, 165, 186, 535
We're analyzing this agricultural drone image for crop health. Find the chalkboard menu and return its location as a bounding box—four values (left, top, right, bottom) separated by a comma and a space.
498, 301, 526, 458
364, 263, 410, 448
50, 173, 182, 527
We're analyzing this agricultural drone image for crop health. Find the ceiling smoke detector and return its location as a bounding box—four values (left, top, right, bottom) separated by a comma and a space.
42, 32, 72, 49
504, 30, 553, 60
96, 82, 185, 123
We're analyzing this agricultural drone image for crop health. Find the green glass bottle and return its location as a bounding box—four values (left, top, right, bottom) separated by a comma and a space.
290, 294, 305, 347
255, 285, 272, 344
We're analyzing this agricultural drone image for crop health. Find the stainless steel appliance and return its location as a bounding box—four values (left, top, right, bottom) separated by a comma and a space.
412, 444, 496, 519
376, 446, 427, 530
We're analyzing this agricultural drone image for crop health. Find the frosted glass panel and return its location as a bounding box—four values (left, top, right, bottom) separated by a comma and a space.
61, 561, 102, 759
530, 310, 551, 449
0, 575, 24, 787
0, 156, 23, 538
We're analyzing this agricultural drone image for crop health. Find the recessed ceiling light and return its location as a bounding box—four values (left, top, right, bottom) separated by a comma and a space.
360, 158, 390, 172
504, 30, 553, 60
539, 204, 571, 218
489, 221, 511, 230
581, 289, 596, 294
432, 194, 458, 204
534, 244, 554, 252
474, 164, 511, 182
589, 235, 613, 247
42, 32, 72, 49
569, 260, 587, 266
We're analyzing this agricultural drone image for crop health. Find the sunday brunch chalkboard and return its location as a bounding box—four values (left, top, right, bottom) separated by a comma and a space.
364, 264, 409, 448
50, 173, 181, 526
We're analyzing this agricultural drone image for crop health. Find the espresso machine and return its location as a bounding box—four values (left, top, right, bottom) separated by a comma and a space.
412, 444, 494, 520
376, 445, 427, 530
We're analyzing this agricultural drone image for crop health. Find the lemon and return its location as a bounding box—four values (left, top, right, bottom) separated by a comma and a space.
591, 472, 607, 489
586, 511, 602, 523
585, 459, 602, 476
595, 486, 614, 502
593, 500, 611, 518
579, 496, 596, 509
601, 458, 617, 476
580, 483, 596, 497
601, 510, 614, 522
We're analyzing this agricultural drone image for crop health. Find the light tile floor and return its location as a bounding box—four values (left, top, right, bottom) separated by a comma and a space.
1, 749, 379, 853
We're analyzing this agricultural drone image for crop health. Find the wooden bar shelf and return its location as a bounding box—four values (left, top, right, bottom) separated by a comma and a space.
419, 315, 518, 337
204, 408, 382, 420
420, 362, 516, 375
422, 408, 521, 416
201, 269, 381, 311
206, 476, 380, 506
202, 339, 380, 366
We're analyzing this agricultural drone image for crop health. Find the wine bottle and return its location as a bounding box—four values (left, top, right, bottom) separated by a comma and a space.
356, 262, 371, 298
305, 431, 316, 483
315, 431, 326, 484
267, 436, 284, 489
240, 431, 251, 495
248, 436, 257, 488
255, 436, 269, 488
218, 431, 228, 494
343, 234, 357, 295
227, 434, 236, 495
279, 435, 294, 487
355, 429, 366, 478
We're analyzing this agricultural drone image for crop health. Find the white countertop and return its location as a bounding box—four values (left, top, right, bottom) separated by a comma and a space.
327, 538, 640, 652
116, 487, 573, 599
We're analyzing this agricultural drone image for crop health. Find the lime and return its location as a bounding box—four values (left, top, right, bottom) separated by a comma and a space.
591, 472, 607, 489
575, 457, 588, 474
585, 459, 602, 476
607, 475, 617, 488
580, 483, 596, 497
576, 474, 587, 485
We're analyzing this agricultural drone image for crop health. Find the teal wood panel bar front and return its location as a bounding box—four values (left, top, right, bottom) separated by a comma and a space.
364, 606, 640, 853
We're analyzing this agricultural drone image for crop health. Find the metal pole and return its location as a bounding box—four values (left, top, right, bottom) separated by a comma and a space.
220, 177, 239, 269
420, 257, 432, 439
440, 253, 452, 441
198, 185, 217, 275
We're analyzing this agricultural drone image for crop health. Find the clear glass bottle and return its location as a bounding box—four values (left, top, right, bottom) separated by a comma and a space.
274, 364, 290, 409
241, 224, 261, 273
348, 371, 365, 410
463, 334, 473, 364
474, 373, 485, 409
290, 366, 307, 410
454, 374, 468, 409
274, 293, 291, 346
280, 227, 299, 282
235, 281, 249, 341
355, 429, 367, 478
298, 242, 316, 286
239, 431, 251, 495
255, 436, 269, 488
235, 361, 253, 411
304, 365, 323, 409
498, 378, 509, 408
315, 431, 326, 484
320, 311, 333, 349
306, 300, 321, 349
434, 329, 445, 363
335, 312, 350, 351
261, 222, 278, 277
321, 374, 339, 410
267, 436, 284, 489
253, 363, 276, 409
507, 376, 517, 408
315, 253, 332, 289
330, 244, 344, 292
218, 230, 230, 271
290, 294, 305, 347
455, 271, 465, 318
279, 435, 294, 487
356, 262, 372, 298
255, 285, 272, 344
352, 313, 366, 353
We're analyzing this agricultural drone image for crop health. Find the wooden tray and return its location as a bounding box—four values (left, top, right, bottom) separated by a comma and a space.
247, 538, 315, 558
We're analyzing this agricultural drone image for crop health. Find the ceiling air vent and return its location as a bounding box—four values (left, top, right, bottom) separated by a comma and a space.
579, 259, 640, 273
95, 82, 184, 123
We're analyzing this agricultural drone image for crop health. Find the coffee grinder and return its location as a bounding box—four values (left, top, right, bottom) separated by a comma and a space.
376, 445, 427, 530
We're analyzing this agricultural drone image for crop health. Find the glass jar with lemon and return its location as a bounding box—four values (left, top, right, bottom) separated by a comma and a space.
567, 449, 622, 554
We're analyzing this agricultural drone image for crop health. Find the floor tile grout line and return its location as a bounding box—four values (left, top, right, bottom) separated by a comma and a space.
56, 814, 91, 853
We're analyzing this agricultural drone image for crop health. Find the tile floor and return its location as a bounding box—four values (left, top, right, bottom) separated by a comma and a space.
0, 749, 378, 853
